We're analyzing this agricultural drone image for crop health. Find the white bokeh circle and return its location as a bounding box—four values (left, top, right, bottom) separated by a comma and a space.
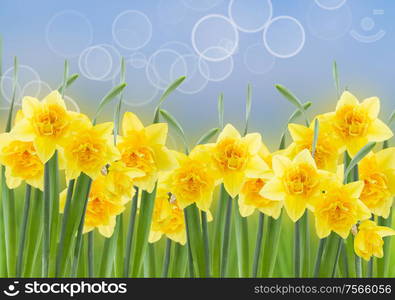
129, 52, 147, 69
112, 10, 152, 50
64, 96, 81, 113
263, 16, 305, 58
198, 47, 234, 82
244, 43, 275, 74
182, 0, 223, 11
307, 3, 352, 40
0, 77, 22, 110
146, 49, 187, 90
22, 80, 52, 100
157, 0, 186, 25
46, 10, 93, 58
79, 44, 121, 81
1, 65, 41, 106
228, 0, 273, 33
314, 0, 347, 10
192, 14, 239, 62
170, 54, 209, 94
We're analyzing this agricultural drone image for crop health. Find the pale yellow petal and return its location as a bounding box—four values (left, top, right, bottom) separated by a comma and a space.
284, 195, 306, 222
238, 196, 255, 217
315, 217, 331, 239
21, 96, 40, 118
223, 172, 245, 198
288, 123, 311, 142
271, 155, 292, 178
122, 112, 144, 135
145, 123, 168, 145
260, 178, 286, 201
293, 148, 317, 168
366, 119, 393, 142
343, 181, 364, 198
336, 91, 359, 111
361, 97, 380, 119
34, 137, 56, 164
218, 124, 241, 141
10, 119, 35, 141
244, 132, 262, 155
43, 90, 66, 109
376, 148, 395, 170
149, 231, 163, 243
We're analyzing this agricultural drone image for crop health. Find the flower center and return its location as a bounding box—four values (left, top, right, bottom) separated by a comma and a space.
214, 138, 248, 172
121, 146, 156, 174
284, 163, 319, 196
335, 105, 369, 138
361, 172, 391, 208
34, 105, 68, 137
73, 141, 101, 165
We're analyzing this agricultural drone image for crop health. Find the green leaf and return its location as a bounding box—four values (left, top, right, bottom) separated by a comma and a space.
233, 199, 249, 277
244, 84, 252, 136
344, 142, 376, 183
275, 84, 309, 126
212, 184, 227, 277
217, 93, 224, 129
113, 57, 126, 142
57, 74, 79, 95
130, 186, 157, 277
387, 110, 395, 127
196, 128, 219, 145
6, 57, 18, 132
159, 109, 189, 153
123, 188, 139, 277
311, 119, 320, 158
153, 76, 186, 123
333, 61, 340, 97
279, 101, 312, 148
93, 83, 127, 124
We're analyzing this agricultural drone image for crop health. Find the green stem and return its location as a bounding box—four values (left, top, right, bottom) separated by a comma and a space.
124, 187, 138, 277
184, 214, 195, 278
313, 238, 326, 277
377, 210, 392, 277
55, 179, 75, 276
16, 184, 32, 276
145, 243, 156, 277
331, 237, 343, 277
162, 239, 172, 278
234, 198, 249, 277
221, 196, 232, 277
212, 184, 227, 277
294, 220, 301, 277
130, 186, 157, 277
339, 240, 349, 277
170, 243, 187, 277
201, 211, 211, 277
252, 213, 264, 277
88, 231, 94, 277
43, 160, 51, 277
355, 255, 362, 278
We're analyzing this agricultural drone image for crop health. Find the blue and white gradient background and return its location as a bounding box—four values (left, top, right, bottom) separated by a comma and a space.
1, 0, 394, 149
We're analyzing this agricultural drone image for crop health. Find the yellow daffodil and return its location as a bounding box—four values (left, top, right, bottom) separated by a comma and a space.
59, 119, 120, 180
11, 91, 87, 163
318, 91, 393, 156
60, 175, 125, 237
287, 121, 343, 171
311, 177, 371, 239
0, 133, 44, 190
104, 161, 145, 202
149, 186, 186, 245
117, 112, 177, 193
260, 149, 327, 222
354, 220, 395, 261
207, 124, 270, 198
161, 146, 221, 212
358, 148, 395, 218
238, 144, 282, 218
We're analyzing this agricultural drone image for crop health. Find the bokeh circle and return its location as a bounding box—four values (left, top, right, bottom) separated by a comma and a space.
244, 43, 275, 74
198, 47, 234, 82
314, 0, 347, 10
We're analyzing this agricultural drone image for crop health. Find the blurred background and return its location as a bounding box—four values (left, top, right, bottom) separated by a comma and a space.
1, 0, 394, 150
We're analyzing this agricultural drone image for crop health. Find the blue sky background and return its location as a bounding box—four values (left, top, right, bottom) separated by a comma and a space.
1, 0, 394, 150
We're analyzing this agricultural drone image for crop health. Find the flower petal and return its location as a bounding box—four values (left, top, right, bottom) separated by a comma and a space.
288, 123, 311, 143
260, 178, 286, 201
34, 137, 56, 163
284, 195, 306, 222
218, 124, 241, 142
145, 123, 168, 145
122, 112, 144, 135
366, 119, 393, 142
223, 172, 245, 198
21, 96, 40, 118
336, 91, 359, 111
361, 97, 380, 119
271, 155, 292, 178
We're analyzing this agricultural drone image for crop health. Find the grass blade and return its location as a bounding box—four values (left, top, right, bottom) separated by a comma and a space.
275, 84, 309, 126
162, 239, 172, 278
217, 93, 224, 129
201, 211, 211, 277
244, 84, 252, 136
130, 186, 157, 277
234, 199, 249, 277
252, 213, 264, 277
124, 188, 139, 277
195, 128, 219, 145
221, 196, 232, 277
153, 76, 185, 123
93, 83, 127, 124
343, 142, 376, 183
159, 109, 189, 153
57, 74, 79, 95
333, 61, 340, 98
212, 184, 227, 277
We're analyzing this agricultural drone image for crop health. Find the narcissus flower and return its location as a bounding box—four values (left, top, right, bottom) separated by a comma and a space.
260, 149, 327, 222
318, 91, 393, 156
207, 124, 270, 198
358, 148, 395, 218
149, 186, 186, 245
354, 220, 395, 261
0, 133, 44, 190
238, 144, 282, 218
162, 146, 221, 212
287, 121, 343, 171
311, 178, 371, 239
60, 175, 125, 237
117, 112, 177, 193
11, 91, 86, 163
59, 120, 120, 180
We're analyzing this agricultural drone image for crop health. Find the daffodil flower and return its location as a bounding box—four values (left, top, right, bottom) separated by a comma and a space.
207, 124, 271, 198
11, 91, 88, 163
60, 175, 125, 238
149, 186, 186, 245
358, 148, 395, 218
59, 119, 120, 181
162, 145, 221, 212
318, 91, 393, 156
311, 177, 371, 239
238, 144, 282, 218
287, 121, 343, 171
260, 149, 328, 222
0, 133, 44, 190
117, 112, 177, 193
354, 220, 395, 261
